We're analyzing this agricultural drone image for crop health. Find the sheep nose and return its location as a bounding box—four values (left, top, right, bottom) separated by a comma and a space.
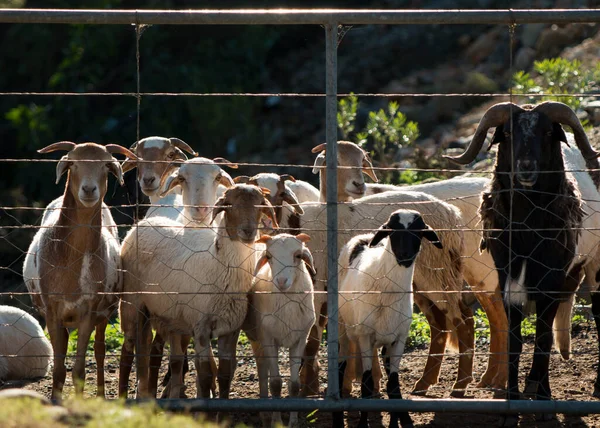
143, 176, 156, 187
241, 227, 254, 239
82, 185, 97, 195
519, 159, 535, 171
275, 277, 288, 289
353, 181, 366, 192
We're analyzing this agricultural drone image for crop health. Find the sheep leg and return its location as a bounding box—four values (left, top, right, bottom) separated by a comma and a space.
473, 289, 508, 390
592, 292, 600, 398
412, 296, 448, 395
217, 330, 240, 399
265, 342, 283, 427
300, 302, 326, 396
386, 338, 413, 428
118, 302, 137, 398
288, 339, 306, 427
94, 319, 108, 398
72, 317, 95, 396
47, 315, 68, 400
358, 335, 374, 428
524, 296, 559, 421
148, 332, 165, 398
193, 339, 213, 399
134, 312, 153, 398
499, 303, 524, 427
167, 334, 185, 399
252, 339, 272, 428
343, 340, 382, 398
449, 301, 475, 397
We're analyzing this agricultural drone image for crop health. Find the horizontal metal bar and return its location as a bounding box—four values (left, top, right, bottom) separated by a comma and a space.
126, 398, 600, 414
0, 9, 600, 25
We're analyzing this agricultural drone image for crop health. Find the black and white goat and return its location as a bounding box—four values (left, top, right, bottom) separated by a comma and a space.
448, 101, 600, 424
334, 209, 443, 428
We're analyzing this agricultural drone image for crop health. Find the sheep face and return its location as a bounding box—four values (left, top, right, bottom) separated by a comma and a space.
254, 233, 314, 291
161, 157, 235, 224
492, 111, 567, 188
234, 173, 303, 226
369, 210, 443, 267
123, 136, 197, 197
312, 141, 378, 201
48, 143, 126, 208
212, 184, 278, 244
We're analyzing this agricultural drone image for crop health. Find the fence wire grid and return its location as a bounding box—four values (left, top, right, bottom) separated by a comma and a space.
1, 7, 600, 428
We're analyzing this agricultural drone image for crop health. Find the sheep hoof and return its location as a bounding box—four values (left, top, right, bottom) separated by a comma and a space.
536, 413, 555, 421
593, 386, 600, 399
498, 415, 518, 427
523, 380, 539, 399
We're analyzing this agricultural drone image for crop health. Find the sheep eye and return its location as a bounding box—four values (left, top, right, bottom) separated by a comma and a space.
546, 131, 553, 137
266, 254, 272, 260
295, 254, 301, 259
167, 152, 176, 159
178, 175, 186, 183
280, 192, 286, 197
215, 174, 222, 182
504, 131, 511, 139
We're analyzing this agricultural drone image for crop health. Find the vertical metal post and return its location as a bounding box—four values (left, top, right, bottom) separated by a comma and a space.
325, 22, 339, 400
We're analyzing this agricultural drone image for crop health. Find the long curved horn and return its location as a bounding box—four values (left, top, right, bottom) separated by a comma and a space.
106, 144, 138, 160
38, 141, 76, 154
233, 175, 252, 184
169, 137, 198, 156
280, 174, 296, 183
533, 101, 599, 160
445, 102, 524, 165
311, 143, 327, 153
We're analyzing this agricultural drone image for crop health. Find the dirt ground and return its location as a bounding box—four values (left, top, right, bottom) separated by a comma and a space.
13, 321, 600, 427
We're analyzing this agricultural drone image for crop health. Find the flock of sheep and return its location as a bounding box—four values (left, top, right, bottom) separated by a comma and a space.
2, 100, 600, 427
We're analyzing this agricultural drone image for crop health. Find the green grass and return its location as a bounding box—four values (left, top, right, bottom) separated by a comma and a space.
0, 396, 231, 428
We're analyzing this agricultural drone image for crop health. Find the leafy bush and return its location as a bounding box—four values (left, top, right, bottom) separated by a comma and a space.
512, 58, 600, 112
338, 93, 420, 184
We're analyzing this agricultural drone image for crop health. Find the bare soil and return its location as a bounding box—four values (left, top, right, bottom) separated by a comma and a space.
12, 321, 600, 427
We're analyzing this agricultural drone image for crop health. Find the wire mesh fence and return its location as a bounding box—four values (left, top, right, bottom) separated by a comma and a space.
1, 6, 600, 427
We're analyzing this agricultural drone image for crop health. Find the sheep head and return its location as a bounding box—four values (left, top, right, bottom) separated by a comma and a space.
445, 102, 598, 188
311, 140, 378, 202
122, 136, 197, 197
38, 142, 135, 208
370, 209, 442, 268
159, 157, 236, 224
212, 184, 278, 244
253, 233, 315, 290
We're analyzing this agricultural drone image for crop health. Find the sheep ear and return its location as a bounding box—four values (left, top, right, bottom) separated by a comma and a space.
253, 255, 270, 277
107, 159, 125, 186
260, 187, 271, 196
233, 175, 251, 184
211, 196, 229, 223
369, 228, 390, 247
281, 189, 304, 215
213, 157, 238, 169
553, 122, 570, 147
256, 235, 272, 244
296, 233, 311, 243
362, 153, 379, 183
479, 238, 488, 254
121, 158, 137, 173
55, 156, 72, 184
311, 143, 327, 154
312, 152, 326, 174
301, 248, 316, 276
261, 199, 279, 230
159, 173, 182, 197
219, 171, 235, 188
423, 226, 443, 249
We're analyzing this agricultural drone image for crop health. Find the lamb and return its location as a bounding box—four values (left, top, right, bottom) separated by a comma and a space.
23, 141, 134, 399
447, 101, 600, 424
0, 305, 52, 382
119, 156, 236, 397
243, 233, 316, 427
298, 140, 506, 398
121, 136, 197, 219
335, 209, 443, 428
120, 184, 278, 399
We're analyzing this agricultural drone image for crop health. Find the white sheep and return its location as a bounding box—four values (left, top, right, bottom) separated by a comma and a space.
243, 233, 316, 427
120, 184, 278, 399
23, 141, 133, 399
0, 305, 52, 381
336, 209, 442, 428
119, 156, 236, 398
